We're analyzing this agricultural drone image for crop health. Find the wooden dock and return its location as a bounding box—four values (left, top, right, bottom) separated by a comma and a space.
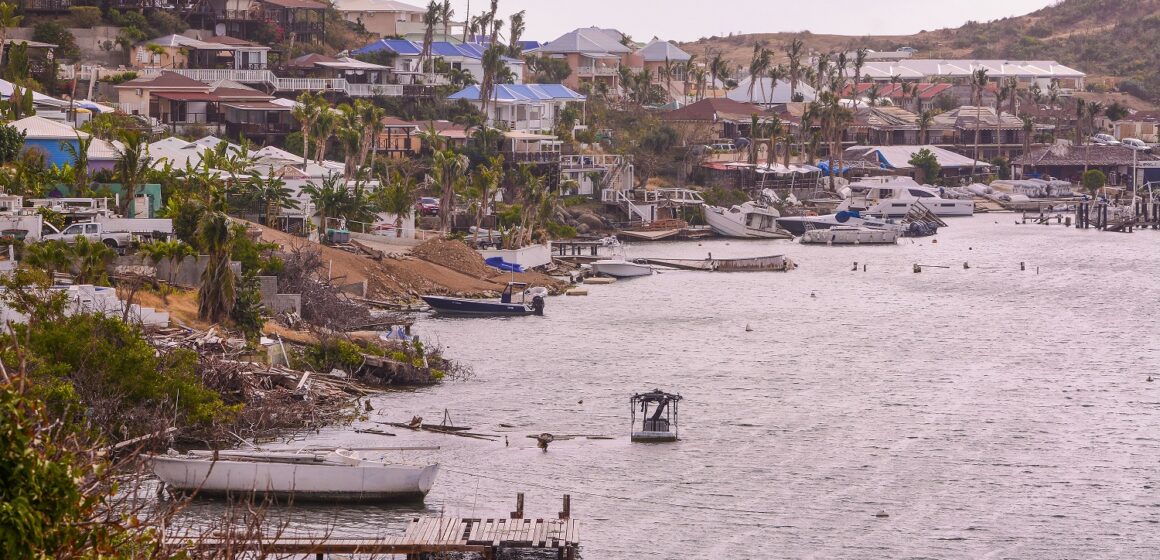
167, 517, 579, 559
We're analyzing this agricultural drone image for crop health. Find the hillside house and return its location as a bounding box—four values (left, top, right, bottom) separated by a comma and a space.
131, 34, 270, 70
446, 83, 585, 133
634, 38, 692, 103
332, 0, 424, 38
529, 27, 642, 93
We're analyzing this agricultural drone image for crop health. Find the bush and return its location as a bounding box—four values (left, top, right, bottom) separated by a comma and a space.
1082, 169, 1106, 195
68, 6, 102, 28
33, 22, 80, 60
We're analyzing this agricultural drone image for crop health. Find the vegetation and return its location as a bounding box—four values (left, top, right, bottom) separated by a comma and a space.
1081, 169, 1106, 196
909, 148, 942, 184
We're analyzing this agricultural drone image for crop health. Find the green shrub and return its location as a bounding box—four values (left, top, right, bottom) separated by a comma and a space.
69, 6, 102, 28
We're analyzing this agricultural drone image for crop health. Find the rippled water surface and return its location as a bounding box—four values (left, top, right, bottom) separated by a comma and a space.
195, 218, 1160, 558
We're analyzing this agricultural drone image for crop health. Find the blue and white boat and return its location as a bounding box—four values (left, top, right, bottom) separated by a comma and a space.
422, 282, 546, 316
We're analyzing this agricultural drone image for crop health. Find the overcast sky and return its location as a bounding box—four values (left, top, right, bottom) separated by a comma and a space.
445, 0, 1056, 43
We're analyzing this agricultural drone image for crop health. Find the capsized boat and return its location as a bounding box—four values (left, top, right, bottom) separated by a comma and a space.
422, 282, 547, 316
630, 389, 682, 443
703, 201, 793, 239
150, 448, 440, 502
800, 225, 899, 245
590, 236, 653, 278
776, 209, 897, 236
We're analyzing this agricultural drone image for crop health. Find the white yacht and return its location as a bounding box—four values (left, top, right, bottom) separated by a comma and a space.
776, 210, 898, 236
839, 177, 974, 218
590, 237, 653, 278
703, 201, 793, 239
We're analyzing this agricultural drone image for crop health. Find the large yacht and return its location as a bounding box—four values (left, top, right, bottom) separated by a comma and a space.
703, 201, 793, 239
838, 177, 974, 218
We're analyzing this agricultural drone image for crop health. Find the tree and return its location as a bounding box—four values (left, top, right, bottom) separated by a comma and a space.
139, 238, 195, 290
0, 3, 22, 71
470, 155, 502, 243
60, 133, 93, 194
747, 44, 771, 103
291, 92, 323, 165
969, 68, 989, 182
70, 236, 115, 285
526, 54, 571, 84
2, 41, 30, 83
909, 148, 942, 185
197, 211, 236, 323
1081, 169, 1106, 197
508, 10, 526, 57
851, 47, 868, 109
378, 170, 417, 238
432, 149, 468, 232
708, 52, 725, 96
22, 240, 72, 276
113, 131, 152, 217
438, 0, 454, 39
786, 38, 804, 102
420, 1, 439, 78
1021, 115, 1035, 166
0, 124, 25, 165
917, 110, 933, 145
312, 108, 336, 164
995, 80, 1011, 161
1105, 101, 1130, 123
248, 169, 299, 228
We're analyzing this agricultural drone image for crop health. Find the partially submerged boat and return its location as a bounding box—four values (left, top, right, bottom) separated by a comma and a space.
422, 282, 547, 316
150, 448, 440, 502
840, 177, 974, 218
630, 390, 682, 443
590, 237, 653, 278
800, 225, 899, 245
776, 209, 897, 236
703, 201, 793, 239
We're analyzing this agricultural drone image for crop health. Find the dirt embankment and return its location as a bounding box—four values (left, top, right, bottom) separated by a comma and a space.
254, 228, 563, 301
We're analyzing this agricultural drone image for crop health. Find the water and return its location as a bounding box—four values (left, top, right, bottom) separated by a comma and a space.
193, 218, 1160, 558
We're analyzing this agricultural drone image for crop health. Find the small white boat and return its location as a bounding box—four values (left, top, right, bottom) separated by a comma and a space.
703, 201, 793, 239
150, 449, 439, 502
800, 226, 899, 245
590, 237, 653, 278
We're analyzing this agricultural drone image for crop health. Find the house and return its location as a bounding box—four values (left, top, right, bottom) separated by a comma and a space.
1111, 111, 1160, 143
932, 105, 1042, 159
376, 117, 422, 159
842, 144, 992, 179
284, 54, 394, 90
331, 0, 424, 38
351, 39, 525, 85
727, 76, 817, 105
529, 27, 641, 93
446, 84, 585, 133
1015, 143, 1160, 186
192, 0, 328, 44
115, 73, 292, 141
10, 115, 91, 168
130, 34, 270, 70
843, 82, 954, 113
114, 71, 211, 117
633, 38, 692, 102
856, 59, 1085, 91
660, 97, 772, 143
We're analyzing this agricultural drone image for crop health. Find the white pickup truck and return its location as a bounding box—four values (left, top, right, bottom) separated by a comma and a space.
42, 218, 173, 249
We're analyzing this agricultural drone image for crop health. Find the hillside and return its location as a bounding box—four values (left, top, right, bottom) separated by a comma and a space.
681, 0, 1160, 102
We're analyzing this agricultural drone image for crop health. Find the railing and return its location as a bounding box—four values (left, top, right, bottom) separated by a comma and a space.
560, 154, 629, 169
105, 102, 148, 115
601, 188, 653, 223
576, 66, 618, 77
346, 83, 405, 97
136, 68, 403, 97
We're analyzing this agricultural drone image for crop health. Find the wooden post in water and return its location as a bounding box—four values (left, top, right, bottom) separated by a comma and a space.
559, 494, 571, 519
511, 493, 525, 519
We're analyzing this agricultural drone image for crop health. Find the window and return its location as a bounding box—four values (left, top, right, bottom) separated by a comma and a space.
908, 188, 935, 198
85, 224, 98, 234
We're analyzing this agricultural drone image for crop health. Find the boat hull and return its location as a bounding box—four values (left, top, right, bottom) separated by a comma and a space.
421, 295, 534, 316
591, 260, 653, 277
150, 456, 439, 503
704, 206, 792, 239
631, 430, 678, 443
801, 227, 898, 245
858, 199, 975, 218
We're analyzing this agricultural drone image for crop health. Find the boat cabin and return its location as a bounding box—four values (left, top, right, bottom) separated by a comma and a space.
630, 389, 682, 443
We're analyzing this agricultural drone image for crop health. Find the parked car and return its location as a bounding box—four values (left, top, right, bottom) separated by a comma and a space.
416, 197, 440, 216
43, 222, 134, 249
1122, 138, 1152, 152
1091, 134, 1121, 146
897, 46, 918, 53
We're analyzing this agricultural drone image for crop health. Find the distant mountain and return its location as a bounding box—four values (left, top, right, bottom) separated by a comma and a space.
681, 0, 1160, 102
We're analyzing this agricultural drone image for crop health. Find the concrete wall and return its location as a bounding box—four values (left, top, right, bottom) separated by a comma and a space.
9, 27, 126, 67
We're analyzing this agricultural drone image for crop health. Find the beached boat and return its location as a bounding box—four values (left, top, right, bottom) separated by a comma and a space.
631, 390, 682, 443
800, 225, 899, 245
590, 237, 653, 277
703, 201, 793, 239
840, 177, 974, 218
150, 448, 440, 502
422, 282, 546, 316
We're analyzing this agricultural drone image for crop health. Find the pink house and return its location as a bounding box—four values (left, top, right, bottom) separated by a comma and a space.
529, 27, 642, 94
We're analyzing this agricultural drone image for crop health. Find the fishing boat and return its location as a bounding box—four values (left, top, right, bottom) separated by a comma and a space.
630, 390, 682, 443
149, 448, 440, 502
590, 237, 653, 278
776, 209, 898, 236
800, 225, 899, 245
703, 201, 793, 239
422, 282, 547, 316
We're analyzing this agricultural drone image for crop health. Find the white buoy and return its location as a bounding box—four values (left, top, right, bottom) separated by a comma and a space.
745, 323, 753, 332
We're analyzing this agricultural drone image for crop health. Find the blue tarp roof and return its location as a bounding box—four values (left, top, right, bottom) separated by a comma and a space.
448, 84, 586, 102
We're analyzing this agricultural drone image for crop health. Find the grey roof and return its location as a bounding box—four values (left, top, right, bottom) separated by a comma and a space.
859, 59, 1085, 80
537, 27, 630, 55
727, 77, 817, 104
635, 39, 690, 62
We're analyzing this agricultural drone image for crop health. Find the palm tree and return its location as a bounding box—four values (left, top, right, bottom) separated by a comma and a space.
918, 110, 933, 145
439, 0, 453, 39
969, 68, 989, 182
22, 239, 71, 276
851, 48, 868, 109
359, 101, 386, 171
0, 3, 22, 70
766, 65, 786, 106
432, 149, 468, 232
1006, 77, 1019, 117
197, 211, 236, 324
248, 169, 299, 228
479, 44, 507, 118
681, 55, 696, 103
71, 237, 115, 286
114, 131, 152, 217
1021, 115, 1035, 173
378, 171, 417, 238
139, 239, 195, 293
291, 92, 322, 164
747, 44, 770, 103
507, 10, 526, 56
61, 133, 93, 195
420, 1, 439, 78
1084, 101, 1104, 173
471, 155, 503, 243
302, 173, 349, 242
708, 52, 725, 96
312, 108, 336, 164
786, 38, 804, 101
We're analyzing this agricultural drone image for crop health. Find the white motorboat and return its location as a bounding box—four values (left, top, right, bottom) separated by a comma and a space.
800, 225, 899, 245
590, 237, 653, 278
839, 177, 974, 218
776, 210, 898, 236
703, 201, 793, 239
150, 448, 439, 502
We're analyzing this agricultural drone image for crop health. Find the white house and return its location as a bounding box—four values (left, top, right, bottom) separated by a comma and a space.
446, 84, 585, 133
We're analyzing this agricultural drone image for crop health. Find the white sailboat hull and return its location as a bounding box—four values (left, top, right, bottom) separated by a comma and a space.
150, 454, 439, 502
800, 226, 899, 245
704, 206, 793, 239
591, 260, 653, 277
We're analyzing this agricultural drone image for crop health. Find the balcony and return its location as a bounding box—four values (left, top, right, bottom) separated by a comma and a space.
576, 66, 618, 77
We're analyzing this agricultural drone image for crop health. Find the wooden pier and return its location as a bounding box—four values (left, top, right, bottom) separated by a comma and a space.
165, 495, 579, 559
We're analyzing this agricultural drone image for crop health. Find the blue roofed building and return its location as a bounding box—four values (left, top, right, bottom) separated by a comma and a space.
351, 39, 525, 85
447, 84, 585, 133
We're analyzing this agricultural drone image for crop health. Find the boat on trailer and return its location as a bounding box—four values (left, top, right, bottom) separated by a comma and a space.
422, 282, 547, 316
630, 390, 682, 443
149, 448, 440, 502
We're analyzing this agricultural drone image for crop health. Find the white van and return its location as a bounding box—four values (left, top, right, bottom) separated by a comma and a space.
1122, 138, 1151, 151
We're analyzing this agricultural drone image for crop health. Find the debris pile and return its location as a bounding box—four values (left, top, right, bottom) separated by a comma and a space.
410, 238, 498, 278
